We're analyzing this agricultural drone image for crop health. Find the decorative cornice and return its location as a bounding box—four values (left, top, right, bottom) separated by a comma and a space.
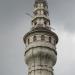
23, 27, 58, 44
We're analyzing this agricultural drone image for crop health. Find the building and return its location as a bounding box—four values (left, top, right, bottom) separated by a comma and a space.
23, 0, 58, 75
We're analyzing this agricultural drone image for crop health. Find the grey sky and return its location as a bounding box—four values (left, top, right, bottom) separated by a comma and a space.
0, 0, 75, 75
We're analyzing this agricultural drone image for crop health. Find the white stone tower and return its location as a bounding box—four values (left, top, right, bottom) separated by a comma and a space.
23, 0, 58, 75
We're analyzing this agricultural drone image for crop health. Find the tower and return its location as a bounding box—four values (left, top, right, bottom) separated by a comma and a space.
23, 0, 58, 75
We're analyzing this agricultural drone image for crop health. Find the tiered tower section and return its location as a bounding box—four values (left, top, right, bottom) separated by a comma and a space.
32, 0, 50, 29
23, 0, 58, 75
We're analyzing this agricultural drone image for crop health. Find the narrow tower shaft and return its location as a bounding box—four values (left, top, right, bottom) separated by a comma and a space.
23, 0, 58, 75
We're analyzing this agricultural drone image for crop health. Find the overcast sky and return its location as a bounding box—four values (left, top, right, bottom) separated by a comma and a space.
0, 0, 75, 75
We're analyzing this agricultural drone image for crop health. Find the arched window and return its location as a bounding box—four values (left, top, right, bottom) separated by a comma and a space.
28, 39, 30, 44
41, 35, 45, 41
49, 37, 51, 43
34, 22, 37, 26
33, 36, 37, 41
44, 11, 47, 16
44, 21, 47, 26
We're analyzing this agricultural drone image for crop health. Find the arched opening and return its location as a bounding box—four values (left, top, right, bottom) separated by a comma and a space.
33, 35, 37, 41
44, 21, 47, 26
41, 35, 45, 41
44, 11, 47, 16
49, 37, 51, 43
34, 22, 37, 26
28, 39, 30, 44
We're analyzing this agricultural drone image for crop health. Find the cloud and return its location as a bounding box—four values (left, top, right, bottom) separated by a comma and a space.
48, 0, 75, 33
54, 29, 75, 75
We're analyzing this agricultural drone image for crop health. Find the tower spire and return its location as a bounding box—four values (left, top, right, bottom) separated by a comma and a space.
32, 0, 50, 29
23, 1, 58, 75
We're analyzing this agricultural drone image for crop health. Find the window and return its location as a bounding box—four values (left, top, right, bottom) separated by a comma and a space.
49, 37, 51, 43
33, 36, 36, 41
41, 35, 45, 41
44, 21, 47, 26
44, 11, 47, 16
28, 39, 30, 44
34, 22, 37, 26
